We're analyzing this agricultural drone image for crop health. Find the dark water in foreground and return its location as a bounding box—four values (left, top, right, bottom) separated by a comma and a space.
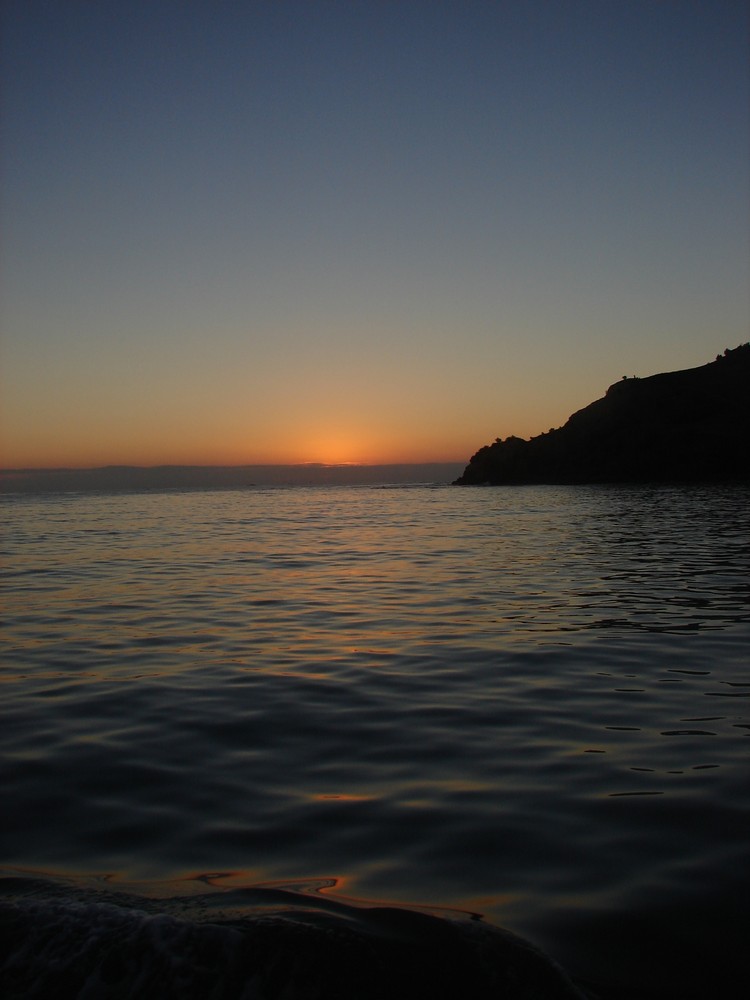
2, 484, 748, 997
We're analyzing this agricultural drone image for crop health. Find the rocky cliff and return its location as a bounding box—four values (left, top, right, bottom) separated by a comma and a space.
455, 344, 750, 485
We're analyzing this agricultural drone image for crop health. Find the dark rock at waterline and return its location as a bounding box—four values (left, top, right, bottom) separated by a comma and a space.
455, 344, 750, 485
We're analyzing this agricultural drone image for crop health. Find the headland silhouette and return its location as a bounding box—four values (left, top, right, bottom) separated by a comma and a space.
455, 344, 750, 485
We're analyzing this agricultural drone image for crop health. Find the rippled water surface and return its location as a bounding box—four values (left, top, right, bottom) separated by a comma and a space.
2, 484, 748, 996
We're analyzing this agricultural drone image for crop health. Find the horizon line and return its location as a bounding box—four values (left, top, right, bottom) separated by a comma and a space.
1, 460, 467, 473
0, 461, 468, 494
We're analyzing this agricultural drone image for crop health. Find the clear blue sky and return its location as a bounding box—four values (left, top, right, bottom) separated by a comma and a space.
1, 0, 748, 467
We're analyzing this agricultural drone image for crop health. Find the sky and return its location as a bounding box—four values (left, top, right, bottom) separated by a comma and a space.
1, 0, 748, 469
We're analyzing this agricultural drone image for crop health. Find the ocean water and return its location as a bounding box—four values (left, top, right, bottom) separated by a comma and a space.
1, 483, 748, 998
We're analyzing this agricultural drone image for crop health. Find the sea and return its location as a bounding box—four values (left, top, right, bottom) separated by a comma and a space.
1, 482, 748, 998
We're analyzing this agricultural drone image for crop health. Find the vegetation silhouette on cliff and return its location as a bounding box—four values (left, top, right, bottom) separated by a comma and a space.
455, 344, 750, 485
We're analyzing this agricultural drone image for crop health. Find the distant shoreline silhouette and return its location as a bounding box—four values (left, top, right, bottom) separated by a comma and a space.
0, 463, 465, 494
455, 344, 750, 485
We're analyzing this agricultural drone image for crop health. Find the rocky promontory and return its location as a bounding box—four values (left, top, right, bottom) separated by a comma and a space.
455, 344, 750, 485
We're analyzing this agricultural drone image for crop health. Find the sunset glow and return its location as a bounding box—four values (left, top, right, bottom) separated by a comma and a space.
1, 2, 747, 471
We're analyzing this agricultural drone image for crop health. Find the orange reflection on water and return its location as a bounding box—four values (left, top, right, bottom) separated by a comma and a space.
311, 793, 374, 802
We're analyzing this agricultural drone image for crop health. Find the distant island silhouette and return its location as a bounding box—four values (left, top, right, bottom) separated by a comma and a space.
455, 344, 750, 485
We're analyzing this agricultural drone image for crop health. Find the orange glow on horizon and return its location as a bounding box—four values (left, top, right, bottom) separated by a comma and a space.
0, 413, 482, 470
0, 437, 472, 471
297, 430, 378, 467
